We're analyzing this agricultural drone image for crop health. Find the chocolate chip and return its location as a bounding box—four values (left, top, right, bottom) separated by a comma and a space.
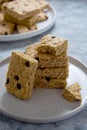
35, 57, 39, 61
4, 6, 7, 9
45, 77, 51, 81
51, 36, 56, 38
46, 50, 50, 54
14, 75, 19, 81
25, 61, 30, 67
24, 4, 27, 6
28, 28, 31, 30
4, 32, 8, 35
45, 16, 48, 19
6, 78, 9, 84
28, 82, 30, 86
17, 83, 21, 89
2, 23, 6, 26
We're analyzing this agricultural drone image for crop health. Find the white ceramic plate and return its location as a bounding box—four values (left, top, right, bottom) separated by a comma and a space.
0, 6, 56, 42
0, 56, 87, 123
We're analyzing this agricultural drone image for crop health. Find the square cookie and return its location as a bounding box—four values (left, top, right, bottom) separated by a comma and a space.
2, 0, 40, 20
4, 13, 38, 28
34, 76, 67, 89
36, 34, 68, 56
37, 53, 69, 68
26, 43, 69, 68
5, 51, 38, 100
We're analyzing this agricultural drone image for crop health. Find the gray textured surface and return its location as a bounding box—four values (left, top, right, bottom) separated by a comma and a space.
0, 0, 87, 129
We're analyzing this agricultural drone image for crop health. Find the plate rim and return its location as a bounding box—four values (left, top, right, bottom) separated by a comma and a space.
0, 55, 87, 123
0, 5, 56, 42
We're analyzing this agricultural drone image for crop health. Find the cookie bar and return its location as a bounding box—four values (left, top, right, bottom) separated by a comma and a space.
36, 34, 68, 56
36, 11, 48, 22
0, 21, 15, 35
63, 82, 82, 102
37, 53, 69, 68
26, 43, 68, 67
34, 77, 67, 89
2, 0, 40, 20
5, 51, 38, 100
36, 67, 68, 78
17, 24, 37, 34
4, 13, 38, 28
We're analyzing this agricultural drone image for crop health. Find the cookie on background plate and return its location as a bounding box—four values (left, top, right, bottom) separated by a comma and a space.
17, 24, 37, 34
0, 21, 15, 35
2, 0, 40, 20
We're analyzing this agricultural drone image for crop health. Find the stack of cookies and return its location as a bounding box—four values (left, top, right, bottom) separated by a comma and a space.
0, 0, 49, 35
5, 35, 82, 102
26, 34, 69, 89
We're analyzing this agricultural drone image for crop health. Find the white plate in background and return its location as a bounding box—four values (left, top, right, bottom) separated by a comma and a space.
0, 6, 56, 41
0, 56, 87, 123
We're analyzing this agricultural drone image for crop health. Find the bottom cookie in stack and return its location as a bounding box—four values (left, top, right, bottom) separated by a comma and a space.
34, 76, 67, 89
34, 67, 68, 89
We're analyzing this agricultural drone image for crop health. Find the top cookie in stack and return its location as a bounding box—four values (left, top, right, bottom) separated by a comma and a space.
26, 34, 69, 89
0, 0, 50, 35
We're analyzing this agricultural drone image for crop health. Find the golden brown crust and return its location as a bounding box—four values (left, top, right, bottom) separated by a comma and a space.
34, 77, 67, 89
